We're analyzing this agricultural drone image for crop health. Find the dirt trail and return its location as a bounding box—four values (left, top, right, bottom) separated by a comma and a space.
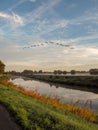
0, 104, 21, 130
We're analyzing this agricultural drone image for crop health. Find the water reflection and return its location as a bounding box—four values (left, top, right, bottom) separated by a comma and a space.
11, 76, 98, 94
9, 76, 98, 111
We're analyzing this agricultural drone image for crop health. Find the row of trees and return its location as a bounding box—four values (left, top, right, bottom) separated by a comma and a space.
21, 69, 76, 75
20, 69, 85, 75
0, 60, 98, 75
11, 69, 98, 76
53, 70, 76, 75
54, 69, 98, 75
21, 69, 98, 75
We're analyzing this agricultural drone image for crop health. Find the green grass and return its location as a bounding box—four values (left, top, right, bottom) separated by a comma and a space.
0, 84, 98, 130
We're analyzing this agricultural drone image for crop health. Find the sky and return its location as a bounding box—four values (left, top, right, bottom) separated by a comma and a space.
0, 0, 98, 72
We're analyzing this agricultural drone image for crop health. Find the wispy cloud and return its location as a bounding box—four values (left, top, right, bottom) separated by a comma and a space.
8, 0, 37, 11
24, 0, 61, 24
30, 19, 69, 37
0, 12, 24, 25
8, 0, 28, 11
21, 2, 98, 39
29, 0, 36, 2
70, 8, 98, 26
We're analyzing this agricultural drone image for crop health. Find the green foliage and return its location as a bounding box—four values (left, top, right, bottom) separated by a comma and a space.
31, 75, 98, 88
0, 84, 98, 130
0, 60, 5, 74
70, 70, 76, 75
89, 69, 98, 75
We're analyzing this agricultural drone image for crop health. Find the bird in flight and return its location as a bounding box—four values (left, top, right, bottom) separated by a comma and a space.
23, 41, 74, 49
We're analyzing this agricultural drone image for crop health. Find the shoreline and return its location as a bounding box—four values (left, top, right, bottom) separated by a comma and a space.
10, 76, 98, 112
19, 75, 98, 94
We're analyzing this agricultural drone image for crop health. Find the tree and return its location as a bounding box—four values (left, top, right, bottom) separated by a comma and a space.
54, 70, 58, 75
22, 70, 33, 76
70, 70, 76, 75
62, 71, 67, 75
0, 60, 5, 74
38, 70, 42, 73
54, 70, 62, 75
89, 69, 98, 75
57, 70, 63, 74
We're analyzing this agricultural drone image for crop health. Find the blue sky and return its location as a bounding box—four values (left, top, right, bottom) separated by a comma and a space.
0, 0, 98, 71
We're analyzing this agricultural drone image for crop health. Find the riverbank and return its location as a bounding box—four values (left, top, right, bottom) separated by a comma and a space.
27, 74, 98, 88
0, 79, 98, 130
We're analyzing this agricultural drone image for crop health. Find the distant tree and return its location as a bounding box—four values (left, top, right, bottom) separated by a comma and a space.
9, 71, 21, 76
70, 70, 76, 75
34, 70, 37, 74
10, 70, 17, 75
54, 70, 58, 75
57, 70, 62, 74
22, 70, 33, 76
0, 60, 5, 74
89, 69, 98, 75
39, 70, 42, 73
54, 70, 62, 75
76, 71, 87, 74
62, 71, 67, 75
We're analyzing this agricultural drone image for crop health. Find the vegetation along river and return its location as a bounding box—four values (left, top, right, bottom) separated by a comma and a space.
9, 76, 98, 111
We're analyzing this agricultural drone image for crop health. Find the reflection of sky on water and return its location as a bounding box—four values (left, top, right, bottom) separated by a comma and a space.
10, 77, 98, 111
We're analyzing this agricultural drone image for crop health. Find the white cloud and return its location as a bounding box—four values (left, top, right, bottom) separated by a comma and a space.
63, 46, 98, 58
11, 12, 24, 25
29, 0, 36, 2
0, 12, 24, 25
0, 12, 9, 18
1, 38, 98, 71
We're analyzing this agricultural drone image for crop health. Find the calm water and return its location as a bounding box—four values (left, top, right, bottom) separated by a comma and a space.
9, 76, 98, 111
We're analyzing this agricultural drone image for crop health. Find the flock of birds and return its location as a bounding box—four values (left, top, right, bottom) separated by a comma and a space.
23, 41, 75, 49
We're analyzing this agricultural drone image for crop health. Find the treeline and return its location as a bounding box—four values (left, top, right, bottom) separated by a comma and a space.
0, 59, 98, 76
9, 69, 98, 76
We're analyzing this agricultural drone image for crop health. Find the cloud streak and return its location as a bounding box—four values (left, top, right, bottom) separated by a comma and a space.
24, 0, 61, 24
0, 12, 24, 25
29, 0, 36, 2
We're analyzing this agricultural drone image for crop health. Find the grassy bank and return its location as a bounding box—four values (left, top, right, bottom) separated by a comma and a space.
27, 75, 98, 91
0, 80, 98, 130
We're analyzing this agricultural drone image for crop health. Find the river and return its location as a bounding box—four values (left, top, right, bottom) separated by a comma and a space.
9, 76, 98, 111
